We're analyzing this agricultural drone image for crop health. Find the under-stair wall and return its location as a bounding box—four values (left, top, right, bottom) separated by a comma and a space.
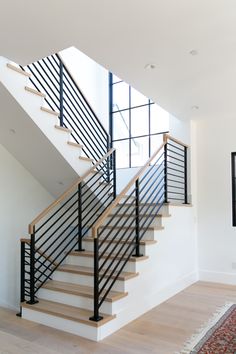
0, 143, 54, 310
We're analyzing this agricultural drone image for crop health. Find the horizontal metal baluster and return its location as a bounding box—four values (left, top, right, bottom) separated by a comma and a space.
167, 172, 185, 179
82, 186, 114, 223
35, 190, 79, 235
55, 54, 108, 141
167, 147, 185, 158
167, 160, 185, 169
139, 162, 164, 194
98, 216, 137, 270
99, 212, 137, 258
99, 235, 136, 293
167, 166, 185, 174
139, 170, 165, 204
98, 190, 136, 230
167, 178, 185, 185
35, 194, 78, 242
35, 213, 79, 264
167, 142, 185, 152
98, 200, 136, 246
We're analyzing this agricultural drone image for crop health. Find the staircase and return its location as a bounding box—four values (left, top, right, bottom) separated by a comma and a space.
1, 53, 191, 341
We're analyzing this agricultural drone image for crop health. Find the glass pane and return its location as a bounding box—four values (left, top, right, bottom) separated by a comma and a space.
113, 82, 129, 111
113, 111, 130, 140
114, 140, 129, 168
131, 136, 149, 167
150, 134, 164, 156
150, 104, 169, 134
131, 87, 148, 108
131, 106, 149, 137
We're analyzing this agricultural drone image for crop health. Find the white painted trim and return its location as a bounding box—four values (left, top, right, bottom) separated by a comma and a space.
199, 270, 236, 285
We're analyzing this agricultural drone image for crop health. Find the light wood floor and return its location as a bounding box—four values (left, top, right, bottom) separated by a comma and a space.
0, 281, 235, 354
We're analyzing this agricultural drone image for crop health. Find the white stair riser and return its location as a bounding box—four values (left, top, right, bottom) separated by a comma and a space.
82, 240, 146, 254
38, 288, 117, 315
102, 216, 163, 228
66, 255, 138, 273
112, 204, 169, 216
52, 270, 126, 292
21, 307, 98, 341
91, 228, 156, 240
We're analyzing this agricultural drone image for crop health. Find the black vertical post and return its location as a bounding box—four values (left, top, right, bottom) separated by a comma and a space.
107, 135, 111, 183
59, 59, 64, 127
184, 146, 188, 204
90, 237, 103, 322
20, 241, 25, 303
27, 228, 38, 305
108, 73, 113, 144
164, 142, 168, 203
77, 183, 85, 251
113, 150, 117, 200
133, 179, 143, 257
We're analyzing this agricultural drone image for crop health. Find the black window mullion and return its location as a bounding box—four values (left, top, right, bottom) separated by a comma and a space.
129, 85, 131, 168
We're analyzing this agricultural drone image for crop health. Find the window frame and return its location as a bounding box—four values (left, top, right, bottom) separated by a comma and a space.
231, 152, 236, 226
109, 72, 169, 168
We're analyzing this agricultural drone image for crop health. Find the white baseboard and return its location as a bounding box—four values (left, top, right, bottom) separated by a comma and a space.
199, 270, 236, 285
0, 299, 18, 312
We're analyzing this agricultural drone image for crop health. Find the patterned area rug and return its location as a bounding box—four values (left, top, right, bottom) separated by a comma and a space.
179, 303, 236, 354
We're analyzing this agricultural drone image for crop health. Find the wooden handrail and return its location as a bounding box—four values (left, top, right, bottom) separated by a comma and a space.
91, 134, 188, 238
28, 148, 115, 234
164, 133, 189, 148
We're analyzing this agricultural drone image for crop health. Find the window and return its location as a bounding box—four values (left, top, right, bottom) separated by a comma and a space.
232, 152, 236, 226
109, 73, 169, 168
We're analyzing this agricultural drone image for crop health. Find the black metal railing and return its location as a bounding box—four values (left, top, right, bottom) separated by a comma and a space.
165, 136, 188, 204
21, 53, 110, 162
90, 134, 188, 321
21, 149, 116, 304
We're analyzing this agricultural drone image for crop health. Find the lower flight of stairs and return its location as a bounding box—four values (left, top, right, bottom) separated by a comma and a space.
21, 204, 171, 341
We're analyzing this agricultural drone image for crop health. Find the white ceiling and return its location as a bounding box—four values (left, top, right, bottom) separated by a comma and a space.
1, 0, 236, 121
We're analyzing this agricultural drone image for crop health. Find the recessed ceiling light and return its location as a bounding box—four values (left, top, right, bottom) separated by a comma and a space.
191, 105, 199, 110
189, 50, 198, 56
9, 128, 16, 134
144, 63, 156, 70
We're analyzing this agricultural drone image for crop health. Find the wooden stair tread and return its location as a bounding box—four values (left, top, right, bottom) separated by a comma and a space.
69, 250, 149, 262
55, 125, 72, 133
20, 238, 30, 243
25, 86, 46, 97
57, 264, 138, 281
79, 156, 94, 162
21, 298, 115, 327
67, 141, 83, 149
99, 225, 164, 231
108, 213, 171, 218
42, 280, 127, 302
84, 237, 157, 246
6, 63, 31, 77
41, 107, 59, 116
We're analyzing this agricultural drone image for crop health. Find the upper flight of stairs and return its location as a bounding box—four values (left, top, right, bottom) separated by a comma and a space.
0, 57, 96, 196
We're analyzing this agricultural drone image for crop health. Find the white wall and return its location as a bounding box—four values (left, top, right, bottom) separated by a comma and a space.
60, 47, 109, 132
0, 144, 54, 310
196, 115, 236, 285
169, 114, 191, 145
